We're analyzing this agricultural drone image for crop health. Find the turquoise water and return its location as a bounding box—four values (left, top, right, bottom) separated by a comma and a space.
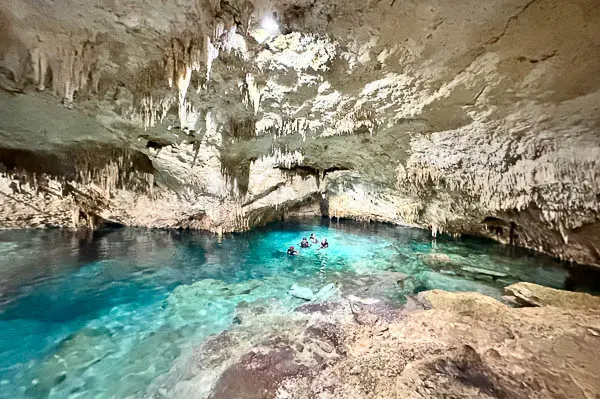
0, 220, 597, 398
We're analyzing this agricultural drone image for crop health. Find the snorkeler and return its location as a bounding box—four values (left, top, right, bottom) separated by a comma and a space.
309, 233, 318, 244
320, 238, 329, 249
287, 246, 298, 255
300, 237, 310, 248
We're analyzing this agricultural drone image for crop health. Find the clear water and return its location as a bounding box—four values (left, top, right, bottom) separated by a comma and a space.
0, 219, 598, 398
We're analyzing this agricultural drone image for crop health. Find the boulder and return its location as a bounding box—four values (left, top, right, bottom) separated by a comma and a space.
504, 282, 600, 309
417, 290, 506, 315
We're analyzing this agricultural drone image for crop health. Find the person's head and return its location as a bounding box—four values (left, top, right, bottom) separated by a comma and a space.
324, 238, 328, 243
302, 237, 307, 241
289, 246, 294, 250
310, 233, 314, 237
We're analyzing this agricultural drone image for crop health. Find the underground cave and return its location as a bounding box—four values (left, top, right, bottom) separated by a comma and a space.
1, 0, 600, 398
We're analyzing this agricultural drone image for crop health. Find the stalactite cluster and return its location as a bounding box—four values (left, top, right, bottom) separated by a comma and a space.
133, 19, 251, 130
269, 148, 304, 168
323, 107, 377, 137
74, 150, 155, 195
30, 39, 99, 106
259, 118, 313, 140
0, 146, 154, 203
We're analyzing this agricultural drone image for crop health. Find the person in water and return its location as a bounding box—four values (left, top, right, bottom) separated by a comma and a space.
320, 238, 329, 249
287, 246, 298, 255
300, 237, 310, 248
309, 233, 318, 244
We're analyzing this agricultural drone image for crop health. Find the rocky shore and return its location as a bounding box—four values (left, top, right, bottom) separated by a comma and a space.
148, 281, 600, 399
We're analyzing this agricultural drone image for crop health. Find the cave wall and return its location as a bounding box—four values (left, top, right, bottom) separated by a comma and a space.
0, 0, 599, 265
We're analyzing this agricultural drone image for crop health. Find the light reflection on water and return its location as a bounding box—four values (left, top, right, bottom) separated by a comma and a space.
0, 219, 597, 398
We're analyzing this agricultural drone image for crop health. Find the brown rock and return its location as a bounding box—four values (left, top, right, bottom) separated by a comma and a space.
208, 340, 308, 399
504, 282, 600, 309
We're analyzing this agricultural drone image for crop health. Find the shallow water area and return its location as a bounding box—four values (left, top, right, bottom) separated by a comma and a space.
0, 219, 597, 398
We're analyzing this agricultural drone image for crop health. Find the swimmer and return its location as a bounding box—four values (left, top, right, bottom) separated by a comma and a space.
309, 233, 318, 244
320, 238, 329, 249
300, 237, 310, 248
287, 246, 298, 255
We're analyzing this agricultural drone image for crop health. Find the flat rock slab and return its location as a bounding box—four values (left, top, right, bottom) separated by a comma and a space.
289, 284, 314, 300
461, 266, 508, 278
504, 282, 600, 309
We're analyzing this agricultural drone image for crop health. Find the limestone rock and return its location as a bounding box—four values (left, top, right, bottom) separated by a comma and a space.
289, 284, 314, 301
504, 282, 600, 309
154, 286, 600, 399
461, 266, 507, 279
417, 289, 507, 315
313, 283, 338, 302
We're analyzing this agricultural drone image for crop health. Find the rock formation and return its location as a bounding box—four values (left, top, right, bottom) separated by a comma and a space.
504, 281, 600, 308
149, 283, 600, 398
1, 0, 600, 265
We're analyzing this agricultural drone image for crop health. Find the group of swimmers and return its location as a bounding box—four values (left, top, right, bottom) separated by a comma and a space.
287, 233, 328, 255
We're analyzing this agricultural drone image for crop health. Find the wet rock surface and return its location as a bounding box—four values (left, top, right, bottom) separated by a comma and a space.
504, 281, 600, 309
151, 283, 600, 399
208, 339, 309, 399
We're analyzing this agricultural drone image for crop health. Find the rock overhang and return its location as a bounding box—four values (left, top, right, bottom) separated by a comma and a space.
0, 0, 599, 265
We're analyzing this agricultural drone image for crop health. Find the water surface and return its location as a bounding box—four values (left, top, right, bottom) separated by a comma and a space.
0, 219, 597, 398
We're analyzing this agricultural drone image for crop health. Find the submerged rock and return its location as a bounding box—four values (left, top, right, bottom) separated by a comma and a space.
294, 301, 342, 314
419, 253, 454, 268
289, 283, 339, 302
334, 271, 411, 302
461, 266, 508, 279
25, 327, 117, 397
313, 283, 338, 302
289, 284, 314, 301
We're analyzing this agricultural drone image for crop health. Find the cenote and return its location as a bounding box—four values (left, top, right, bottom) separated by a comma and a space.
0, 219, 597, 398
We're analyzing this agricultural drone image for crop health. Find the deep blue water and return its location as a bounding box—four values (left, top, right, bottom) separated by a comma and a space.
0, 219, 598, 398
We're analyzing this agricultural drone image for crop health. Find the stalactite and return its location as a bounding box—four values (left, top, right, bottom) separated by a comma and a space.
261, 118, 312, 140
205, 111, 221, 145
30, 39, 99, 106
139, 95, 175, 130
71, 207, 79, 227
558, 219, 569, 244
240, 74, 262, 115
206, 21, 247, 85
268, 148, 304, 168
397, 203, 422, 223
132, 21, 248, 129
206, 36, 218, 83
176, 66, 193, 127
324, 107, 377, 137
